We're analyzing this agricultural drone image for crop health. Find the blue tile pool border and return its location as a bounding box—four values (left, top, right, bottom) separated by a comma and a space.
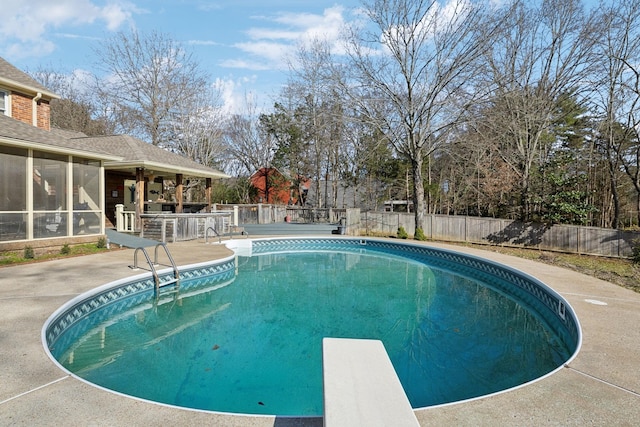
44, 237, 581, 366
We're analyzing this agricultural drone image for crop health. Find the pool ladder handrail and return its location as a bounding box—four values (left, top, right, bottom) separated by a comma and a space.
205, 226, 221, 244
130, 243, 180, 295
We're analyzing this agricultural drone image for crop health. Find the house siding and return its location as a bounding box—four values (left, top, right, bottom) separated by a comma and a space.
105, 172, 132, 227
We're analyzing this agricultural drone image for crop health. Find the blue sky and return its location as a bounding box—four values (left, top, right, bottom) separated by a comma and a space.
1, 0, 605, 114
0, 0, 361, 113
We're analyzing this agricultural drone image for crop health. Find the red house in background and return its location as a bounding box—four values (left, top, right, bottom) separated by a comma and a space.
249, 168, 310, 205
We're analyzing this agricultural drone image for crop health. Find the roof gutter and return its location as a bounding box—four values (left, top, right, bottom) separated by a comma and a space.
0, 77, 59, 100
32, 92, 42, 127
103, 160, 231, 179
0, 136, 122, 161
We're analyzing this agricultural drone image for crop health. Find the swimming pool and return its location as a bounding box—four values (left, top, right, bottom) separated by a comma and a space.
43, 238, 581, 416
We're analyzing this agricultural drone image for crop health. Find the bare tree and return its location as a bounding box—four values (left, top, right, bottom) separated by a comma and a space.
29, 67, 111, 135
284, 38, 346, 208
591, 0, 640, 228
169, 87, 226, 168
223, 93, 276, 176
342, 0, 501, 231
480, 0, 598, 220
443, 123, 521, 217
94, 30, 210, 147
258, 39, 348, 207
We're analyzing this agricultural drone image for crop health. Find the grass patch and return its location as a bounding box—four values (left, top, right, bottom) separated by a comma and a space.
361, 232, 640, 294
0, 243, 110, 267
478, 245, 640, 294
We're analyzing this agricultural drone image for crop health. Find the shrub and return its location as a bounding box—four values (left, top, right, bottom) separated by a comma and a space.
60, 244, 71, 255
96, 237, 107, 249
631, 239, 640, 265
397, 226, 408, 239
414, 227, 426, 241
23, 246, 34, 259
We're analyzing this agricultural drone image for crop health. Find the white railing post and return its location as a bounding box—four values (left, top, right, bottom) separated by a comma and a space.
233, 205, 239, 227
116, 204, 136, 232
129, 212, 135, 232
115, 204, 124, 231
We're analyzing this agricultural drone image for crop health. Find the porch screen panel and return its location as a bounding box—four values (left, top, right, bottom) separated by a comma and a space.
0, 146, 27, 241
73, 158, 101, 235
33, 151, 68, 238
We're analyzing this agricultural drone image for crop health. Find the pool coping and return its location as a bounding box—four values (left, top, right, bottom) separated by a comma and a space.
1, 237, 639, 425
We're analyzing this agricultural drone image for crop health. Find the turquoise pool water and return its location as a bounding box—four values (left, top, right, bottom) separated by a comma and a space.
46, 239, 579, 416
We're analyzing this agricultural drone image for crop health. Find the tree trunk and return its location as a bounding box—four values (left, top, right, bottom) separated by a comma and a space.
520, 177, 530, 221
608, 163, 620, 229
411, 157, 426, 232
636, 193, 640, 227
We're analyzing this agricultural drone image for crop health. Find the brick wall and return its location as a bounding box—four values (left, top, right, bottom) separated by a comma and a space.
10, 91, 51, 130
11, 91, 31, 125
37, 99, 51, 130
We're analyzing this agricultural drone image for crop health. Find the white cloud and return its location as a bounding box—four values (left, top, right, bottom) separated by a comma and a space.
188, 40, 223, 46
219, 59, 273, 71
0, 0, 142, 59
245, 28, 300, 41
223, 6, 349, 72
101, 2, 139, 30
3, 41, 57, 59
196, 2, 223, 12
234, 41, 291, 64
275, 6, 346, 43
213, 75, 260, 114
53, 33, 102, 41
381, 0, 473, 52
215, 5, 354, 113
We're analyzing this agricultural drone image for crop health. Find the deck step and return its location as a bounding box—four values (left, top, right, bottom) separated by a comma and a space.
158, 278, 179, 288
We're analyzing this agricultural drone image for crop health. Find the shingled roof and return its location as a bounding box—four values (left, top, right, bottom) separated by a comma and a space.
77, 134, 229, 179
0, 114, 117, 159
1, 114, 228, 179
0, 56, 58, 99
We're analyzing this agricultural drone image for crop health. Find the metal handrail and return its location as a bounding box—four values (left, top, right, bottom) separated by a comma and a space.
131, 247, 160, 289
130, 243, 180, 296
153, 243, 180, 290
205, 226, 221, 244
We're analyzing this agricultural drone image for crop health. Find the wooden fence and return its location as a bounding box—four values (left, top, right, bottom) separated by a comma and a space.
140, 212, 233, 243
211, 205, 637, 258
213, 204, 345, 224
361, 212, 638, 258
213, 204, 287, 224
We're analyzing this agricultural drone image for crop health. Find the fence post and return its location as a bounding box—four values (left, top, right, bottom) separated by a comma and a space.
172, 218, 177, 243
465, 216, 468, 242
430, 214, 433, 240
365, 211, 369, 235
617, 229, 621, 258
344, 208, 361, 235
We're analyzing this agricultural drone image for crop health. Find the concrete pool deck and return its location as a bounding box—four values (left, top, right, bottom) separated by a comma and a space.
0, 238, 639, 426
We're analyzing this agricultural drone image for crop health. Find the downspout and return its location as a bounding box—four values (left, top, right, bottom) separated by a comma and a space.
32, 92, 42, 127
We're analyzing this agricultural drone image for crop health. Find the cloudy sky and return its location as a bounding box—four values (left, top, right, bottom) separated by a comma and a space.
0, 0, 361, 112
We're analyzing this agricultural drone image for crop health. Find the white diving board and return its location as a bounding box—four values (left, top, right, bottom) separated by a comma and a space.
322, 338, 420, 427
